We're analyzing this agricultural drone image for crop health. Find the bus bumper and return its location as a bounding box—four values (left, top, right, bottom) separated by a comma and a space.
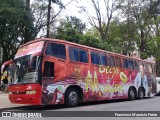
9, 94, 41, 105
8, 84, 42, 105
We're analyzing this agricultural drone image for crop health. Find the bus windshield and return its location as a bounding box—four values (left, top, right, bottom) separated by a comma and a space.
12, 55, 41, 84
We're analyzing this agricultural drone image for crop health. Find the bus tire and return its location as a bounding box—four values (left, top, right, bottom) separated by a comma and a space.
138, 87, 144, 99
65, 88, 79, 107
128, 87, 136, 101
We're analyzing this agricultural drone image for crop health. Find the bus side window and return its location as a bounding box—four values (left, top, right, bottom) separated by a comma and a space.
45, 43, 66, 60
152, 64, 155, 73
79, 49, 88, 63
144, 63, 149, 73
128, 60, 134, 69
43, 61, 54, 77
148, 64, 153, 73
108, 55, 115, 66
134, 61, 139, 70
69, 47, 79, 62
123, 59, 128, 69
99, 54, 107, 66
115, 56, 122, 68
91, 52, 99, 65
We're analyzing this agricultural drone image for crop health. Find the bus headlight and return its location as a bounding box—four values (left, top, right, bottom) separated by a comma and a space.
9, 92, 12, 94
26, 90, 36, 94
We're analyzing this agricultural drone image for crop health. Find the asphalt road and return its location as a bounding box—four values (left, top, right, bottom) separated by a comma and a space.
1, 95, 160, 111
1, 94, 160, 120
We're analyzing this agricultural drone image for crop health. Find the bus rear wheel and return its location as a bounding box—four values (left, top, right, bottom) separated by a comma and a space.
65, 88, 79, 107
128, 87, 136, 101
138, 88, 144, 99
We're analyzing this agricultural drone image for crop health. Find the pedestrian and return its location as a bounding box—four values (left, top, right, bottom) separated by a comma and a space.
2, 76, 8, 84
2, 76, 9, 93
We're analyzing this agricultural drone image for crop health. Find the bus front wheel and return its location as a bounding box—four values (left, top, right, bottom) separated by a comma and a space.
65, 88, 80, 107
128, 87, 136, 101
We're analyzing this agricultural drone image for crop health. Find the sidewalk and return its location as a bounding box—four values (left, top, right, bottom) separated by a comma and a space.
0, 93, 29, 109
0, 91, 6, 94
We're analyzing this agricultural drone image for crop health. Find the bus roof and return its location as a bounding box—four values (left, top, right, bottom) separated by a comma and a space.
19, 38, 155, 64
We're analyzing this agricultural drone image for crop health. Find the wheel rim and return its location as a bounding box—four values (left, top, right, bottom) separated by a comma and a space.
139, 90, 143, 98
69, 91, 78, 104
130, 89, 135, 99
140, 92, 143, 98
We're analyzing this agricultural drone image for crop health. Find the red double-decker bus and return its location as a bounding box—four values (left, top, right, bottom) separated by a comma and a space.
7, 38, 157, 107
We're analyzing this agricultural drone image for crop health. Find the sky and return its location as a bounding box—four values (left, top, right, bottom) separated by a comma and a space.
30, 0, 120, 25
30, 0, 91, 37
30, 0, 89, 22
30, 0, 120, 37
61, 0, 120, 26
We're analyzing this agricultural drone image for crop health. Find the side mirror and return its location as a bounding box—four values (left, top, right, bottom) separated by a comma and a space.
1, 60, 13, 73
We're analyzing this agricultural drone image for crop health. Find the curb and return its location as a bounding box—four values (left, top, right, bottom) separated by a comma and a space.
0, 105, 41, 110
0, 90, 8, 94
0, 92, 8, 94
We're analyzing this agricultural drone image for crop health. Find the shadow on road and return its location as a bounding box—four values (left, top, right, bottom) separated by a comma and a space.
0, 96, 155, 111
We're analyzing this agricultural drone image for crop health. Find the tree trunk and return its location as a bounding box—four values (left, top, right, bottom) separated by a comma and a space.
26, 0, 30, 8
24, 0, 31, 44
47, 0, 51, 38
139, 29, 146, 59
154, 14, 160, 76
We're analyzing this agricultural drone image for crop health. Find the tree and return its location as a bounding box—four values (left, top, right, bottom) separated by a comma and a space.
31, 1, 48, 37
46, 0, 64, 38
120, 0, 160, 76
108, 18, 136, 54
0, 0, 35, 65
80, 0, 123, 42
31, 0, 75, 38
151, 1, 160, 76
55, 16, 86, 43
145, 15, 160, 76
80, 34, 108, 50
122, 0, 159, 59
22, 0, 36, 44
55, 16, 109, 50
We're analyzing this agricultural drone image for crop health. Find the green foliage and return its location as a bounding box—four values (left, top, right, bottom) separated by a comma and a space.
80, 34, 107, 50
55, 16, 86, 43
55, 16, 108, 50
86, 27, 101, 39
146, 36, 160, 59
0, 0, 36, 65
56, 27, 82, 43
